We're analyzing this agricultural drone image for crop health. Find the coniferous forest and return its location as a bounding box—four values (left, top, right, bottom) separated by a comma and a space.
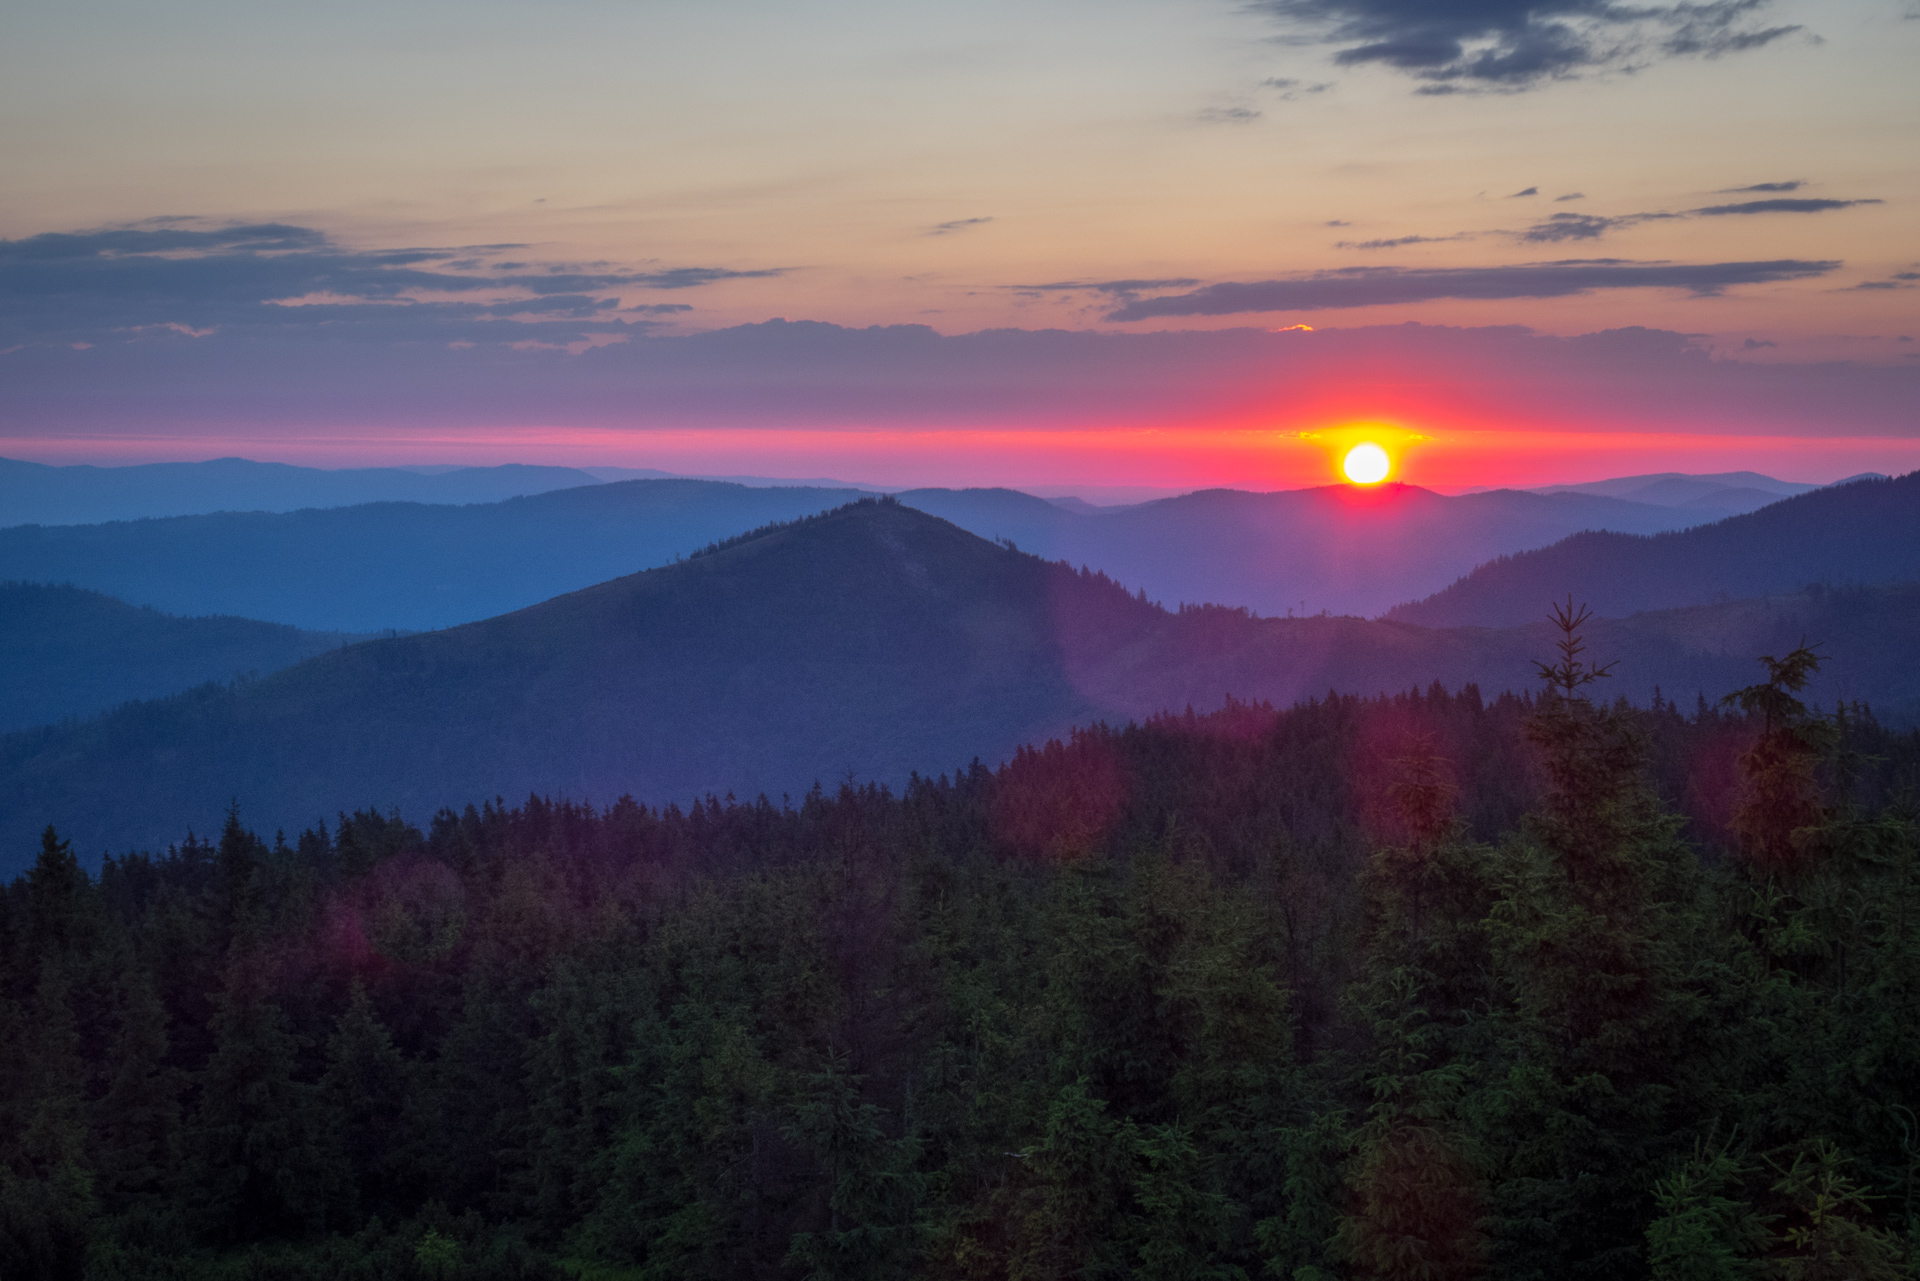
5, 623, 1918, 1280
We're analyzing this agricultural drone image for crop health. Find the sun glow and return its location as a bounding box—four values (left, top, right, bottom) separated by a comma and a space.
1342, 442, 1391, 485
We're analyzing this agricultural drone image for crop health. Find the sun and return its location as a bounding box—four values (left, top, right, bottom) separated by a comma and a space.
1342, 442, 1391, 485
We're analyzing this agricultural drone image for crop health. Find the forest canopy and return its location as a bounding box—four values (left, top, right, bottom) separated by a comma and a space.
3, 637, 1917, 1280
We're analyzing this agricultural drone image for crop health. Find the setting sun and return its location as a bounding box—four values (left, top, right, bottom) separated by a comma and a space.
1342, 442, 1391, 485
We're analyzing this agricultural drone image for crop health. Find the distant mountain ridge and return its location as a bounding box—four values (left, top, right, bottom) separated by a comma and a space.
0, 582, 362, 732
6, 499, 1917, 868
0, 456, 606, 526
0, 476, 1722, 632
1390, 471, 1920, 628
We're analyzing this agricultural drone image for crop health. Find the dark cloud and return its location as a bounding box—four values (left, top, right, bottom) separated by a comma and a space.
1104, 258, 1838, 321
1721, 180, 1805, 193
1251, 0, 1802, 91
1743, 338, 1777, 348
1325, 220, 1353, 227
1509, 187, 1539, 197
1694, 197, 1882, 215
0, 220, 779, 350
1899, 273, 1920, 281
1337, 234, 1470, 249
931, 217, 994, 235
1555, 192, 1586, 201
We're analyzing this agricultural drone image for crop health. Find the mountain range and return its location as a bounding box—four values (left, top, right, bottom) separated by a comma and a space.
0, 476, 1738, 632
7, 498, 1916, 870
1523, 469, 1843, 516
1392, 472, 1920, 628
0, 456, 608, 525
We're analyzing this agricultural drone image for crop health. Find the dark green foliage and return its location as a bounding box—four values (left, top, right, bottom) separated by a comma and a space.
2, 658, 1918, 1277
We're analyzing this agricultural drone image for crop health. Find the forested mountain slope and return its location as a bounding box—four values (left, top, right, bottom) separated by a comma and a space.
0, 582, 361, 732
1392, 471, 1920, 627
0, 475, 1715, 632
6, 500, 1918, 867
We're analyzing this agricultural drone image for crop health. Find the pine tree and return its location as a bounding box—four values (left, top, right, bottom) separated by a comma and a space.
320, 982, 412, 1222
192, 961, 336, 1239
1473, 599, 1696, 1279
92, 952, 182, 1210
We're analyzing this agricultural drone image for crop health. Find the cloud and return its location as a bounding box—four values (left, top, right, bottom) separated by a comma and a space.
931, 217, 995, 235
1197, 106, 1262, 123
1509, 187, 1539, 197
1743, 338, 1776, 348
1513, 196, 1879, 243
1008, 278, 1202, 298
1337, 234, 1471, 250
1555, 192, 1586, 202
1104, 258, 1838, 321
1694, 197, 1883, 215
1325, 220, 1353, 227
1260, 77, 1334, 99
1251, 0, 1803, 91
0, 219, 779, 350
6, 319, 1916, 445
1720, 180, 1804, 193
1519, 211, 1681, 242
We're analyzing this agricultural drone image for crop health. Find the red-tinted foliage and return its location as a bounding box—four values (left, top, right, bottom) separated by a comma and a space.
989, 730, 1131, 860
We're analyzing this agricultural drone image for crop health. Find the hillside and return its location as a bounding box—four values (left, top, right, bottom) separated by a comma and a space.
0, 476, 1714, 632
0, 582, 362, 732
1390, 471, 1920, 628
0, 456, 603, 525
6, 500, 1918, 867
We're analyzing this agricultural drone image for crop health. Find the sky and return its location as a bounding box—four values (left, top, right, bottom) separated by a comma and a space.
2, 0, 1916, 490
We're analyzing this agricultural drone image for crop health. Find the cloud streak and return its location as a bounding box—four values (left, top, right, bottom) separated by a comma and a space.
1695, 197, 1883, 216
1105, 259, 1838, 321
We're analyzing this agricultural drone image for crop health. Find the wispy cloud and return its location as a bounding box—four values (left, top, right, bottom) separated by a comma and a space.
1260, 77, 1334, 100
1513, 195, 1881, 242
0, 219, 779, 350
1104, 258, 1839, 321
931, 217, 995, 236
1519, 211, 1682, 242
1197, 106, 1262, 123
1337, 234, 1473, 250
1695, 197, 1883, 215
1719, 180, 1805, 193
